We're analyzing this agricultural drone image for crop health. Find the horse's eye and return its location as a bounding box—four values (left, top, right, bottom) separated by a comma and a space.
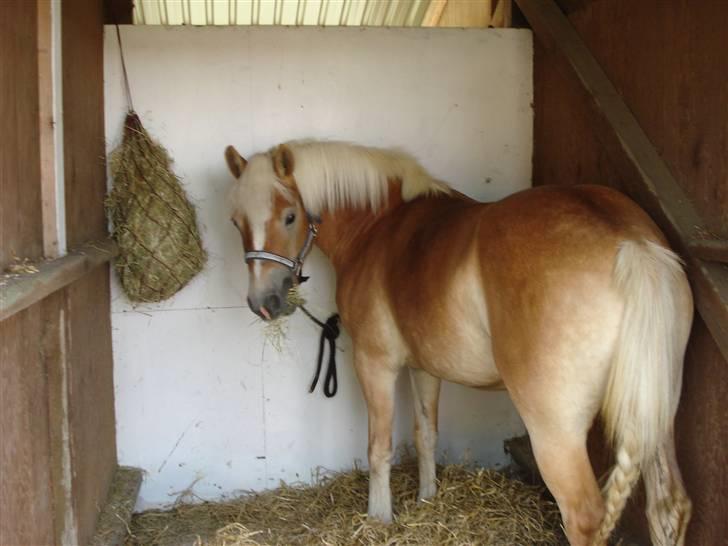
285, 213, 296, 226
231, 218, 239, 228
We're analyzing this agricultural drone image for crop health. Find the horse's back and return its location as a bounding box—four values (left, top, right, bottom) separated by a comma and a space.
340, 184, 672, 389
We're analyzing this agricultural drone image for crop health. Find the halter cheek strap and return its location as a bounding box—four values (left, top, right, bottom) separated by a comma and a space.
243, 213, 340, 398
244, 214, 319, 281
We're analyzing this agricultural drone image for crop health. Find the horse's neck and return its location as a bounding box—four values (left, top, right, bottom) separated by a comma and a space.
314, 181, 403, 272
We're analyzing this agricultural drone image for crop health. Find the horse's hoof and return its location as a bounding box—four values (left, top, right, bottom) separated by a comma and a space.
368, 511, 393, 524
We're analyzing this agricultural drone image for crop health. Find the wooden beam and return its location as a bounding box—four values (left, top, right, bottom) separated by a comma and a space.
104, 0, 134, 25
89, 466, 143, 546
491, 0, 512, 27
0, 240, 117, 322
422, 0, 448, 27
37, 0, 59, 258
687, 239, 728, 264
516, 0, 728, 361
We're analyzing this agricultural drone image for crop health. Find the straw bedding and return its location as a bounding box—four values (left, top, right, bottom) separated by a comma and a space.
125, 461, 564, 546
107, 112, 206, 303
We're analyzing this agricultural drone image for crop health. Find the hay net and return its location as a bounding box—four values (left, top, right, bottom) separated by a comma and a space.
107, 112, 206, 303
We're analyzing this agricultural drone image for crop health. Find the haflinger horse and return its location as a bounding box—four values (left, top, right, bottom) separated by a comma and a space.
224, 139, 693, 546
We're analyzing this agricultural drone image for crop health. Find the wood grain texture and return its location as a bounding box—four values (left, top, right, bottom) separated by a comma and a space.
673, 318, 728, 545
0, 302, 57, 546
438, 0, 493, 27
60, 3, 118, 542
0, 239, 117, 322
559, 0, 728, 236
62, 0, 108, 246
531, 1, 728, 542
66, 266, 118, 546
1, 1, 117, 544
61, 2, 117, 543
0, 0, 43, 268
37, 0, 61, 258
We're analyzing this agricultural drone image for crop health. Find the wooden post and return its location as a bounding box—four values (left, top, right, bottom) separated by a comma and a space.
422, 0, 448, 26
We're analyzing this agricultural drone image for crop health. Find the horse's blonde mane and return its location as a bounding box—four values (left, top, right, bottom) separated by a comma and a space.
281, 140, 448, 214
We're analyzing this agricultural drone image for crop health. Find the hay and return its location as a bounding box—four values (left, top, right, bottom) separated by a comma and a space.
107, 112, 206, 303
263, 318, 289, 353
125, 462, 564, 546
262, 286, 308, 352
4, 256, 40, 275
286, 285, 307, 308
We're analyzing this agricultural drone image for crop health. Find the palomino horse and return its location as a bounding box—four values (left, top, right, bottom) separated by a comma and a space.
224, 140, 692, 546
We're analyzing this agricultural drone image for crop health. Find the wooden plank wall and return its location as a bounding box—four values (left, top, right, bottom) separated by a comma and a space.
0, 305, 57, 545
0, 1, 117, 545
0, 1, 44, 268
532, 1, 728, 543
0, 4, 56, 544
62, 2, 118, 544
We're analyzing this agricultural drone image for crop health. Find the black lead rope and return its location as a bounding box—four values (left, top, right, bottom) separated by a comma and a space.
299, 305, 340, 398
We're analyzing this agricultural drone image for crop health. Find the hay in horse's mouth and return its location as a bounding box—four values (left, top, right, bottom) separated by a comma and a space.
124, 461, 564, 545
262, 286, 307, 352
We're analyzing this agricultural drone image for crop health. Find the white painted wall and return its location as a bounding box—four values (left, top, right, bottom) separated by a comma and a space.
105, 26, 533, 510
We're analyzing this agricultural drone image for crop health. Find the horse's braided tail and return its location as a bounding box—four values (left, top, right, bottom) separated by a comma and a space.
595, 239, 688, 544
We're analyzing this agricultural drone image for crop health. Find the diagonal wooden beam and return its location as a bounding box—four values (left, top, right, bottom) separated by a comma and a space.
0, 240, 117, 322
515, 0, 728, 361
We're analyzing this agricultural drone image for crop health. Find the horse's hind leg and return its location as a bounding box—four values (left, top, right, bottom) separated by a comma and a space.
508, 364, 607, 545
644, 430, 691, 546
353, 349, 400, 523
527, 425, 605, 546
409, 368, 441, 500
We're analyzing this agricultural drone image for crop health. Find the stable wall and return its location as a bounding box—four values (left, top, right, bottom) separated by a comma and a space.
105, 26, 533, 509
1, 1, 116, 544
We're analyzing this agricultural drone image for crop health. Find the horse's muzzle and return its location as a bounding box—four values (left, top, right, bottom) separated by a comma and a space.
247, 275, 295, 321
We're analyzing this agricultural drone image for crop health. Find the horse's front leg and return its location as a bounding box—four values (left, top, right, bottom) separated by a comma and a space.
409, 368, 440, 500
354, 349, 399, 523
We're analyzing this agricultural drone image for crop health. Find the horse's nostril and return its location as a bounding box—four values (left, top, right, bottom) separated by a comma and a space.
246, 297, 254, 310
264, 294, 281, 313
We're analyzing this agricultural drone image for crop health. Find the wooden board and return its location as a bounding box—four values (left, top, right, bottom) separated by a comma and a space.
0, 240, 117, 322
60, 2, 118, 541
555, 0, 728, 235
529, 1, 728, 542
673, 318, 728, 545
1, 1, 118, 544
0, 301, 57, 545
62, 0, 108, 246
37, 0, 61, 258
66, 266, 118, 546
438, 0, 491, 27
61, 3, 118, 541
0, 0, 43, 268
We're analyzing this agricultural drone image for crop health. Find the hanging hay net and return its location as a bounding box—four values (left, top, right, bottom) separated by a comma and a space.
125, 461, 564, 546
107, 112, 206, 303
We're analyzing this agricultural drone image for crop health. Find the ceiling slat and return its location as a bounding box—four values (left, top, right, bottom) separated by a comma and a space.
131, 0, 504, 28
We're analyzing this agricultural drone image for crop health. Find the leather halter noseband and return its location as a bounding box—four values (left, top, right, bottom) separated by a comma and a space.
244, 214, 319, 281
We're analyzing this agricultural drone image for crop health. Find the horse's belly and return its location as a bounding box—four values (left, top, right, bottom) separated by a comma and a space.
397, 252, 502, 388
409, 317, 502, 388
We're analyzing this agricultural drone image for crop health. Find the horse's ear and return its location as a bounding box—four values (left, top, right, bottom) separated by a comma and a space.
272, 144, 295, 180
225, 145, 247, 179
